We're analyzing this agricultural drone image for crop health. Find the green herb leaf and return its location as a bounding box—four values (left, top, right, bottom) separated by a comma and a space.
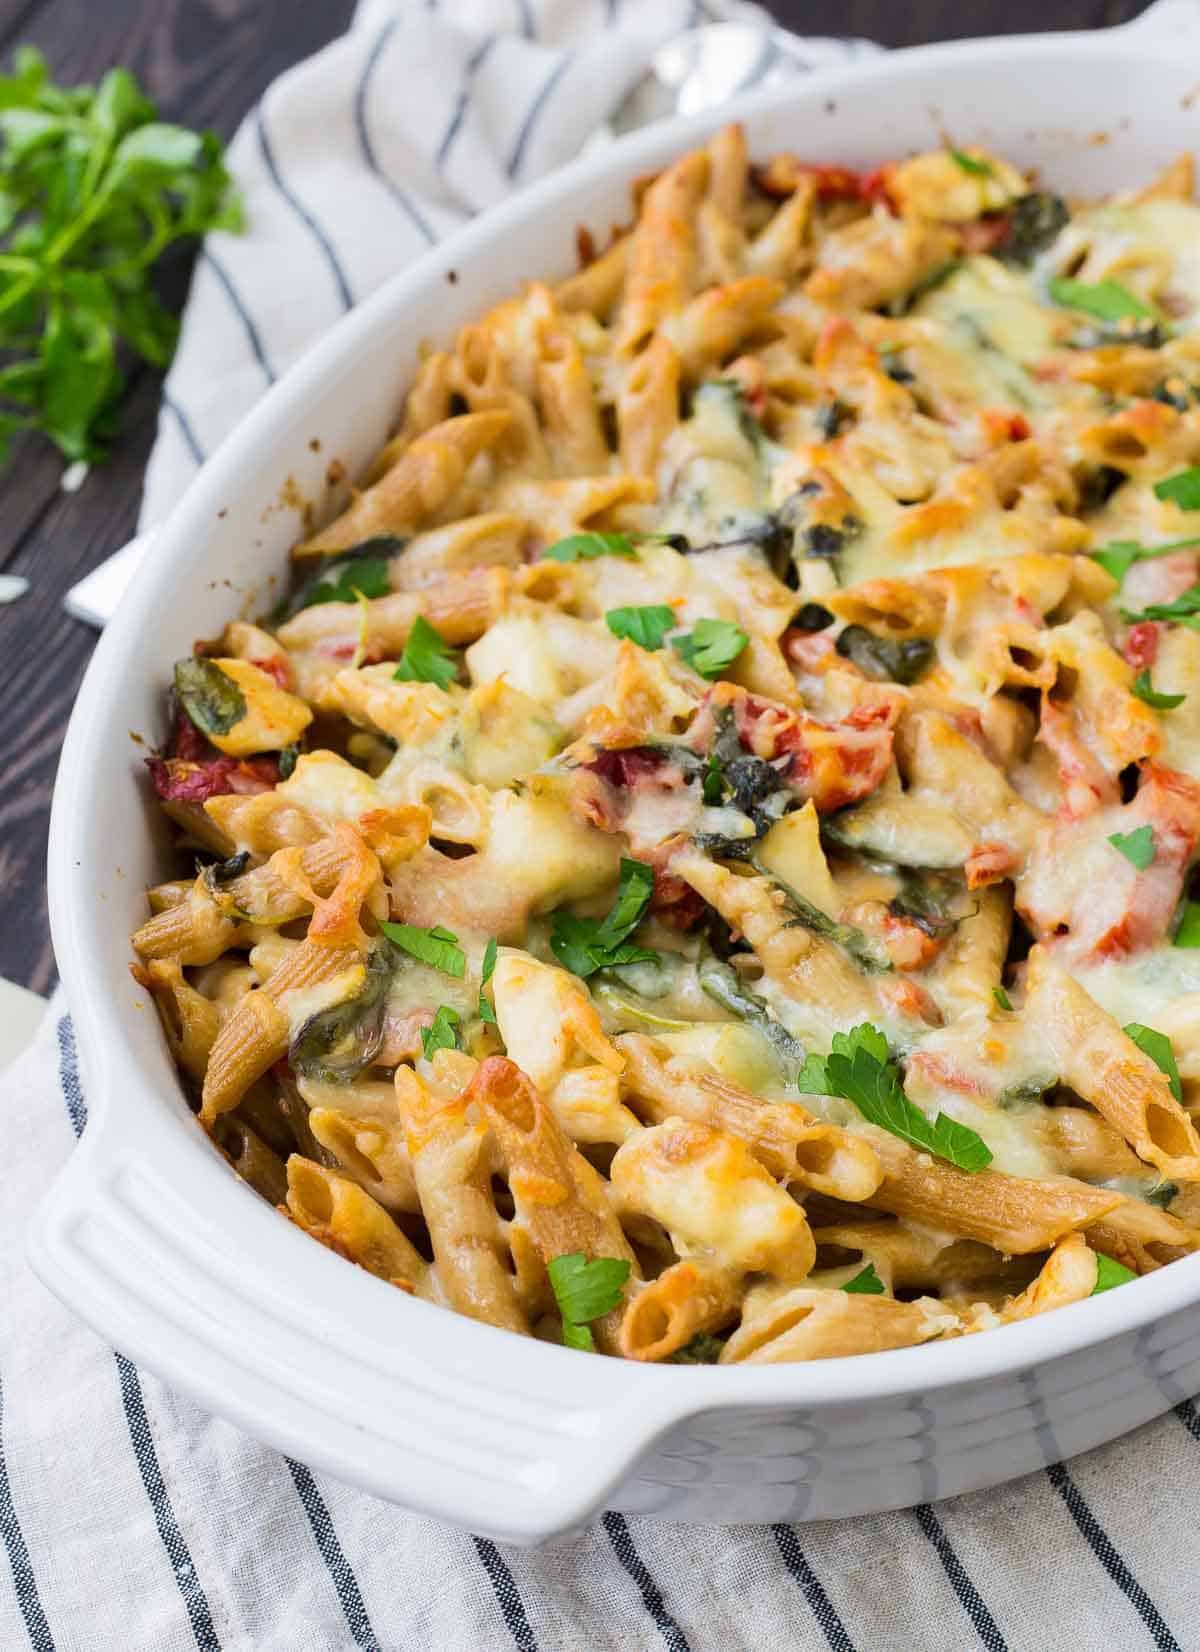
1174, 901, 1200, 948
421, 1004, 461, 1060
1122, 583, 1200, 629
277, 742, 299, 779
992, 985, 1013, 1012
1155, 467, 1200, 510
173, 657, 245, 738
668, 1332, 726, 1363
1047, 276, 1155, 323
701, 751, 725, 805
541, 531, 637, 563
949, 148, 992, 176
835, 624, 934, 685
550, 857, 658, 978
547, 1252, 631, 1350
380, 920, 466, 978
290, 945, 394, 1083
1108, 824, 1155, 870
1123, 1021, 1183, 1102
1091, 1252, 1138, 1295
1090, 535, 1200, 584
671, 617, 749, 679
605, 604, 677, 651
1131, 669, 1185, 710
1146, 1180, 1178, 1210
393, 615, 459, 690
478, 935, 498, 1025
799, 1023, 993, 1172
842, 1261, 886, 1295
296, 554, 391, 611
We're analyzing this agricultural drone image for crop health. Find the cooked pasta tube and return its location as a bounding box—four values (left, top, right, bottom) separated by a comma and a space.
812, 1222, 1036, 1296
616, 1034, 881, 1200
617, 334, 681, 481
1039, 1106, 1145, 1182
955, 1234, 1099, 1335
200, 941, 362, 1124
1026, 947, 1200, 1182
619, 1259, 741, 1362
721, 1285, 953, 1365
463, 1056, 639, 1354
202, 791, 326, 855
1085, 1200, 1200, 1273
131, 959, 221, 1081
131, 876, 240, 966
388, 513, 527, 589
610, 1119, 816, 1282
616, 149, 709, 356
307, 1107, 420, 1215
555, 233, 629, 320
394, 1065, 528, 1334
212, 1114, 288, 1205
298, 410, 513, 553
284, 1158, 434, 1297
276, 566, 510, 654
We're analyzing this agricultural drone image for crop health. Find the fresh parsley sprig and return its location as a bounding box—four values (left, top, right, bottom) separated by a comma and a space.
1123, 1022, 1182, 1102
393, 615, 460, 690
421, 1004, 461, 1059
1091, 1253, 1137, 1295
1121, 584, 1200, 630
1174, 901, 1200, 948
542, 531, 638, 563
1090, 536, 1200, 584
550, 857, 659, 978
478, 935, 498, 1025
1108, 825, 1155, 870
841, 1261, 886, 1295
605, 604, 676, 650
0, 48, 241, 464
671, 617, 749, 679
1155, 467, 1200, 511
1131, 669, 1185, 710
799, 1023, 993, 1172
1047, 276, 1155, 324
381, 920, 466, 978
547, 1253, 631, 1350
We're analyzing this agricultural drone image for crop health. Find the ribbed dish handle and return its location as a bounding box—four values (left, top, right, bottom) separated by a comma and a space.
28, 1090, 686, 1547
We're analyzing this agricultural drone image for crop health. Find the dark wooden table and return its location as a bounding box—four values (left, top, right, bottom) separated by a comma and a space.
0, 0, 1150, 993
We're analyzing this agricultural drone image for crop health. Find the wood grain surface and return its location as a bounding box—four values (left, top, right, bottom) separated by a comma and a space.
0, 0, 1149, 993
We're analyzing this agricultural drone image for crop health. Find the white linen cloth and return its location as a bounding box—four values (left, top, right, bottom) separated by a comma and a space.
9, 2, 1200, 1648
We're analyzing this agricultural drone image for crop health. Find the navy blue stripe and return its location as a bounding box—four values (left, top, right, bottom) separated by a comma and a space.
473, 1537, 538, 1651
202, 250, 277, 383
255, 102, 355, 311
913, 1505, 1008, 1652
437, 36, 497, 170
1046, 1464, 1181, 1652
114, 1356, 223, 1652
602, 1513, 690, 1652
514, 0, 535, 38
56, 1018, 222, 1652
771, 1525, 856, 1652
1175, 1397, 1200, 1441
0, 1371, 55, 1652
286, 1460, 380, 1651
354, 23, 436, 245
506, 51, 573, 179
163, 395, 205, 467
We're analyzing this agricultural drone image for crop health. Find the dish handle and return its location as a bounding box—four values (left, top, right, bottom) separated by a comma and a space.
28, 1080, 692, 1546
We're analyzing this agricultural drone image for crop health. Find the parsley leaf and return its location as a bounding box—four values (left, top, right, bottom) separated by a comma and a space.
992, 985, 1013, 1012
949, 148, 992, 176
1122, 583, 1200, 630
1091, 1252, 1138, 1295
421, 1004, 461, 1060
1123, 1021, 1183, 1102
293, 553, 392, 611
1108, 824, 1155, 870
550, 857, 658, 978
478, 935, 498, 1025
393, 615, 459, 690
1047, 276, 1155, 323
799, 1023, 993, 1172
542, 531, 637, 563
702, 751, 725, 805
381, 921, 466, 978
0, 49, 240, 466
1174, 901, 1200, 948
605, 604, 676, 650
1131, 669, 1185, 710
842, 1262, 886, 1295
1090, 535, 1200, 584
547, 1253, 631, 1351
1155, 467, 1200, 510
671, 618, 749, 678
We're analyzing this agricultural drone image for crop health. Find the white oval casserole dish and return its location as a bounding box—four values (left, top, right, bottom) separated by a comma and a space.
31, 0, 1200, 1546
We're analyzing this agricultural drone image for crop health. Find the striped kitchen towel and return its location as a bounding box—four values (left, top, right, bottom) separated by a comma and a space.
12, 1, 1200, 1649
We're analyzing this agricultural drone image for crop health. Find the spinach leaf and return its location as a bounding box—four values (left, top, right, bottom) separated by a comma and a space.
276, 542, 399, 619
696, 954, 806, 1070
174, 657, 245, 738
835, 624, 934, 685
995, 191, 1068, 265
289, 944, 394, 1083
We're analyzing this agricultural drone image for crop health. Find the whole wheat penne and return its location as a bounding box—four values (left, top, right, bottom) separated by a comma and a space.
619, 1259, 740, 1362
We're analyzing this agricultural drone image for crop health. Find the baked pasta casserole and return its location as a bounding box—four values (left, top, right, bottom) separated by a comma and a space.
132, 129, 1200, 1364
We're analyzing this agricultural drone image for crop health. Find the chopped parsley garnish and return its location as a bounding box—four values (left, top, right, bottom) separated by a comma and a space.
949, 148, 992, 176
1091, 1253, 1137, 1295
1047, 276, 1155, 323
393, 615, 459, 690
1108, 825, 1155, 870
1155, 467, 1200, 511
842, 1261, 886, 1295
542, 531, 637, 562
992, 985, 1013, 1012
671, 618, 749, 678
1090, 536, 1200, 584
380, 920, 466, 978
547, 1253, 631, 1351
421, 1004, 461, 1060
478, 935, 498, 1025
1131, 670, 1185, 710
550, 857, 658, 978
605, 604, 676, 651
173, 657, 245, 738
1123, 1022, 1183, 1102
1174, 901, 1200, 948
292, 552, 391, 612
798, 1023, 993, 1172
1121, 583, 1200, 629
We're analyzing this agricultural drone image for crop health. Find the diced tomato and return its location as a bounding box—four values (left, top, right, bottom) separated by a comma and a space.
169, 704, 210, 763
649, 867, 707, 931
148, 754, 280, 803
1037, 697, 1119, 819
249, 654, 294, 692
1124, 621, 1160, 670
859, 165, 895, 210
959, 213, 1011, 254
